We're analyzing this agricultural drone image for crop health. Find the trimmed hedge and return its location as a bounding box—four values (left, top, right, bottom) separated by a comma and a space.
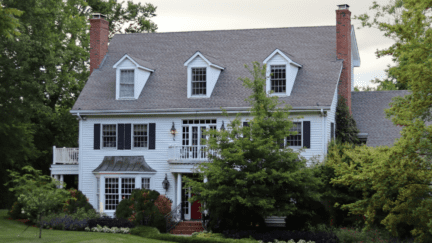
221, 228, 339, 243
87, 217, 135, 229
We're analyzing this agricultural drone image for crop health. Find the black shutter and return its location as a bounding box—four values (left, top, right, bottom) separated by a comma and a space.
118, 124, 125, 150
94, 124, 100, 150
303, 121, 310, 149
149, 123, 156, 150
243, 122, 249, 127
125, 124, 131, 150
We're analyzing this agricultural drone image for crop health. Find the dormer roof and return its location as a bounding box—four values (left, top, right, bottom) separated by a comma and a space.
263, 49, 302, 68
184, 51, 224, 70
113, 54, 155, 72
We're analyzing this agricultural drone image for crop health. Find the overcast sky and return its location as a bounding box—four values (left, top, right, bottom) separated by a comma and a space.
135, 0, 397, 89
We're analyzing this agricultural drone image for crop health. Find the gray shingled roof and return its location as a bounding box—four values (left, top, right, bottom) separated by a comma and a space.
127, 54, 155, 70
93, 156, 156, 172
72, 26, 342, 112
352, 91, 411, 147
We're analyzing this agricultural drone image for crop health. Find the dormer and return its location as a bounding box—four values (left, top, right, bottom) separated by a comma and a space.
184, 51, 224, 98
113, 54, 154, 100
263, 49, 302, 97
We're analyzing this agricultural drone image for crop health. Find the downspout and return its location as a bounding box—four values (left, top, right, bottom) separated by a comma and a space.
77, 112, 82, 120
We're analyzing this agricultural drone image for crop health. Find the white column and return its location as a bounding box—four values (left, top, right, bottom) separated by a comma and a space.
177, 173, 182, 207
203, 175, 208, 215
100, 176, 105, 214
60, 175, 64, 189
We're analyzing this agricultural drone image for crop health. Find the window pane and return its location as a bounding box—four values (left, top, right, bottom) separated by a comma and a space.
121, 178, 135, 200
287, 122, 302, 147
134, 124, 148, 148
105, 178, 119, 210
142, 178, 150, 189
120, 70, 134, 97
192, 68, 206, 95
103, 125, 116, 148
270, 65, 286, 93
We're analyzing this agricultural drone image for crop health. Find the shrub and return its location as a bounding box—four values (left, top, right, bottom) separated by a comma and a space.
207, 204, 266, 233
62, 189, 94, 214
114, 188, 172, 233
87, 217, 135, 229
130, 225, 160, 236
40, 214, 88, 231
8, 201, 28, 220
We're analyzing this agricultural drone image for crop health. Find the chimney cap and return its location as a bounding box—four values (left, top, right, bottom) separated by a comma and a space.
337, 4, 350, 10
92, 13, 106, 19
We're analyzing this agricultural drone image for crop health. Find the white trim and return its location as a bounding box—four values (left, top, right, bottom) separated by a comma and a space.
263, 49, 302, 68
184, 51, 224, 70
351, 26, 361, 67
101, 124, 117, 149
132, 123, 149, 150
113, 54, 155, 72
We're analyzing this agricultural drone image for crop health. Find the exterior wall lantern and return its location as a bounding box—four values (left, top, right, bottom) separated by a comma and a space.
220, 121, 225, 131
162, 173, 170, 191
170, 122, 177, 140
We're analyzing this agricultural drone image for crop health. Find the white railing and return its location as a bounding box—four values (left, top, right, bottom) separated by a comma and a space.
168, 145, 216, 162
53, 146, 79, 164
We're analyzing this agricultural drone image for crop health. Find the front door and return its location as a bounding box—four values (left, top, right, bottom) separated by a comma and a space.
191, 193, 202, 220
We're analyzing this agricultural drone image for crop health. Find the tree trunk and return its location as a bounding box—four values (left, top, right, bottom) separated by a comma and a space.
39, 212, 42, 238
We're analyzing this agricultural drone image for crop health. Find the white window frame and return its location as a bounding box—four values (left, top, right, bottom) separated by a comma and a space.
119, 69, 135, 98
191, 67, 207, 97
104, 176, 137, 212
142, 177, 151, 189
101, 124, 117, 149
286, 121, 302, 148
270, 65, 287, 94
132, 123, 148, 149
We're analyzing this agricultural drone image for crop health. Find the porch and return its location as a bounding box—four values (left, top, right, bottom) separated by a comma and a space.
168, 145, 216, 163
50, 146, 79, 189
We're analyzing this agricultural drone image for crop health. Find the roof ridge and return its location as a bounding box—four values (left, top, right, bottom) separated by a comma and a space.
113, 25, 336, 36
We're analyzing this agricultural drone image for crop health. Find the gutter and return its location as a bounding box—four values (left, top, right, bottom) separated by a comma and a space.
76, 112, 82, 120
70, 106, 331, 116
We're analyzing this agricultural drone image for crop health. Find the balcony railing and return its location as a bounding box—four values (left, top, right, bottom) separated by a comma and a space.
53, 146, 79, 164
168, 145, 216, 162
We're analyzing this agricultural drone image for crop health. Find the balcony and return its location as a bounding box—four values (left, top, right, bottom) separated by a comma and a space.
53, 146, 79, 164
168, 145, 216, 163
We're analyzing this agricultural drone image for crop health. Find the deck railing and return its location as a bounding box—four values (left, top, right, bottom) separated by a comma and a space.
168, 145, 216, 162
53, 146, 79, 164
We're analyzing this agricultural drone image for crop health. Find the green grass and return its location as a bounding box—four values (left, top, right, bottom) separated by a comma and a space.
0, 209, 175, 243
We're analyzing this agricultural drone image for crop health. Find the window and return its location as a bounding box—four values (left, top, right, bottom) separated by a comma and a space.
270, 65, 286, 93
105, 178, 119, 210
287, 122, 302, 146
102, 125, 116, 148
120, 70, 134, 98
192, 68, 206, 95
121, 178, 135, 200
134, 124, 148, 148
142, 178, 150, 189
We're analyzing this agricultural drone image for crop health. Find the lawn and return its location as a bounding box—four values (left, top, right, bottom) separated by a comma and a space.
0, 209, 175, 243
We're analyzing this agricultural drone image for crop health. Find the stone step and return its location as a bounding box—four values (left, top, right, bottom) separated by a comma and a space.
170, 221, 205, 235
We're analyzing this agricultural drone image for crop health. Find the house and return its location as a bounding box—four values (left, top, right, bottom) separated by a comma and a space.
49, 4, 408, 227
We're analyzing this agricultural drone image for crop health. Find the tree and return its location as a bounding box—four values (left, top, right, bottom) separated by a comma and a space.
82, 0, 158, 38
5, 166, 71, 238
335, 95, 360, 145
331, 0, 432, 241
0, 2, 23, 39
183, 62, 324, 231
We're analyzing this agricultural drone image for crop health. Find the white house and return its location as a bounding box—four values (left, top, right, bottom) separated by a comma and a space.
51, 4, 408, 227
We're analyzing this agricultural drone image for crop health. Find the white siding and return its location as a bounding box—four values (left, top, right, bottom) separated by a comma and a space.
135, 69, 151, 99
117, 58, 134, 68
325, 84, 338, 159
78, 113, 327, 217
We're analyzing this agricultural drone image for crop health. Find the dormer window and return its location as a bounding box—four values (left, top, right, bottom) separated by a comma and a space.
120, 70, 134, 98
192, 68, 207, 95
270, 65, 286, 93
263, 49, 302, 97
184, 51, 224, 98
113, 54, 154, 100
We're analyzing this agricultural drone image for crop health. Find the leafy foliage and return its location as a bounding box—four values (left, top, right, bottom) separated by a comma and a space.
114, 188, 172, 233
62, 189, 95, 214
87, 217, 135, 229
184, 62, 324, 232
5, 165, 72, 238
335, 95, 360, 145
0, 3, 23, 39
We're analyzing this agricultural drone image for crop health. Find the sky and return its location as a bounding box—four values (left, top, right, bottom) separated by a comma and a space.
134, 0, 398, 89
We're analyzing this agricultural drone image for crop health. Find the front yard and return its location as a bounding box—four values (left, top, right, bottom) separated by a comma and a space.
0, 209, 175, 243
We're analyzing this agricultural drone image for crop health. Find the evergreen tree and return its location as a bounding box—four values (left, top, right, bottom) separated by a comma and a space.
184, 62, 324, 231
335, 95, 360, 145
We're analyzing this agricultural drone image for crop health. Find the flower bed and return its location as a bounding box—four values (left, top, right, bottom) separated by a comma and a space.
85, 225, 130, 234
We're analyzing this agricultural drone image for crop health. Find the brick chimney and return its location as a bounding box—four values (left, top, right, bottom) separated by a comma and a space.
90, 13, 109, 74
336, 4, 352, 114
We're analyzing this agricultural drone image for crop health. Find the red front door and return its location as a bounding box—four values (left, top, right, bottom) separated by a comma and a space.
190, 194, 202, 219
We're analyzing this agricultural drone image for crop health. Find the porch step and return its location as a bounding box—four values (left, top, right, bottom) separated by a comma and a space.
170, 221, 204, 235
